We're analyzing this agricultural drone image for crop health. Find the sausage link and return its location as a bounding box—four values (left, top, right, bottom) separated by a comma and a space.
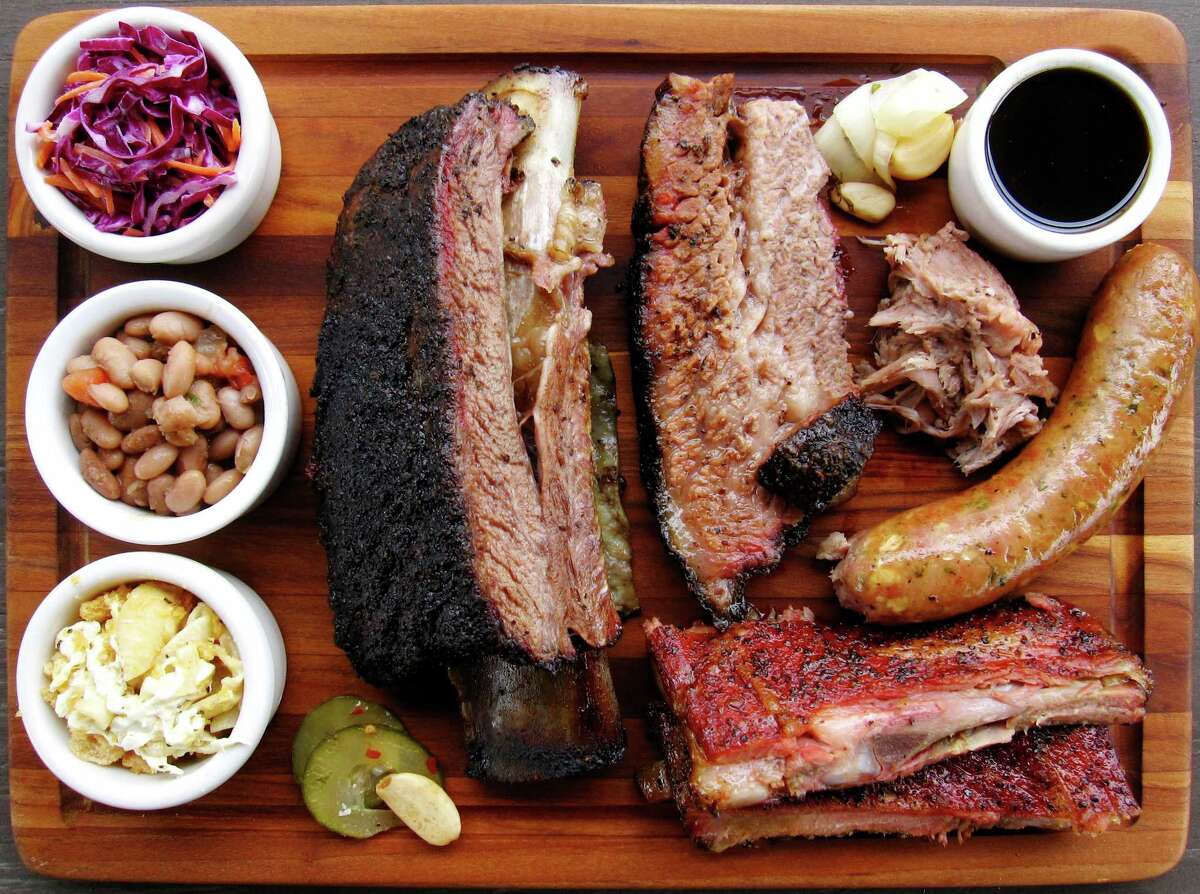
832, 243, 1200, 623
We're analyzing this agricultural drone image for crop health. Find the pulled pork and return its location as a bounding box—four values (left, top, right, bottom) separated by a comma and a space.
858, 223, 1057, 474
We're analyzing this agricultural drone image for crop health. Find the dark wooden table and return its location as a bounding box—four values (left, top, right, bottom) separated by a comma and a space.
2, 1, 1197, 891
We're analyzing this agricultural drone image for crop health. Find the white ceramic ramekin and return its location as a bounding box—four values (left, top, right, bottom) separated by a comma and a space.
14, 6, 280, 264
16, 552, 286, 810
948, 49, 1170, 263
26, 280, 301, 545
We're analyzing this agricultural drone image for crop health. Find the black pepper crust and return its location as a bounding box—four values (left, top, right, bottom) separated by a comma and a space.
758, 397, 882, 514
312, 94, 519, 687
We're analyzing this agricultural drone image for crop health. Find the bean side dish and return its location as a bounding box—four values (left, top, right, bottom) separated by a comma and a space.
64, 310, 263, 515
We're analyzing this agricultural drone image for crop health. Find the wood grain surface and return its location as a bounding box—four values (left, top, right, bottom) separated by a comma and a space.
3, 3, 1196, 889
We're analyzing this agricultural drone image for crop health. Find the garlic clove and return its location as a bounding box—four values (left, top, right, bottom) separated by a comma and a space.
890, 113, 955, 181
830, 182, 897, 223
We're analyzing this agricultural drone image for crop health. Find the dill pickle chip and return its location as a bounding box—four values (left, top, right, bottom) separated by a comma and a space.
291, 695, 406, 780
301, 726, 443, 839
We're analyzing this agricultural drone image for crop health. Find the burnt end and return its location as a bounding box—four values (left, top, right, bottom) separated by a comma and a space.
759, 397, 882, 515
313, 96, 505, 687
450, 650, 626, 783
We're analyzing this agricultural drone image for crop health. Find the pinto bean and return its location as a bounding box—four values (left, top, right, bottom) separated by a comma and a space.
87, 382, 129, 415
187, 380, 222, 429
90, 336, 136, 389
80, 449, 121, 500
155, 395, 201, 432
98, 448, 125, 471
203, 469, 243, 505
116, 333, 152, 360
134, 444, 178, 480
120, 460, 149, 507
209, 428, 241, 462
177, 436, 209, 473
67, 354, 99, 373
107, 389, 154, 432
80, 409, 122, 450
149, 311, 203, 345
164, 428, 199, 447
147, 474, 175, 515
121, 424, 161, 454
131, 358, 164, 393
218, 387, 255, 430
68, 413, 91, 451
204, 463, 224, 485
239, 382, 261, 404
163, 340, 197, 398
235, 425, 263, 473
166, 470, 207, 514
123, 314, 153, 337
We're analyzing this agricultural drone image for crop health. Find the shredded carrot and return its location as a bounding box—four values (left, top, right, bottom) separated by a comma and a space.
203, 194, 215, 208
58, 158, 86, 191
75, 145, 124, 169
145, 117, 166, 146
64, 70, 107, 85
54, 78, 105, 107
129, 47, 148, 65
35, 137, 55, 169
122, 227, 144, 237
217, 117, 242, 154
166, 159, 232, 177
43, 174, 78, 191
102, 185, 115, 215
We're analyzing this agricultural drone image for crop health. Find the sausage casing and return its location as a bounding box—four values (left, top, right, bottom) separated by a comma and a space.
832, 243, 1199, 623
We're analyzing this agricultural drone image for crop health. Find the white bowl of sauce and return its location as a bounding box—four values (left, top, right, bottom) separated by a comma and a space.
948, 49, 1170, 262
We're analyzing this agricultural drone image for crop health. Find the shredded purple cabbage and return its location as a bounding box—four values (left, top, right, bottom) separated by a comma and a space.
30, 22, 239, 236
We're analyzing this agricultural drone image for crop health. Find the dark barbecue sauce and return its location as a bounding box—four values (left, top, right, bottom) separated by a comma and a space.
986, 68, 1149, 230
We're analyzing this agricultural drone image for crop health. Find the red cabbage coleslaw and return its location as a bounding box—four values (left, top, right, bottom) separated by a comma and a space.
28, 22, 240, 236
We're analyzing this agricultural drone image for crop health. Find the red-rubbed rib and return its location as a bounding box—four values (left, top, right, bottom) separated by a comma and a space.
645, 595, 1150, 809
647, 709, 1140, 852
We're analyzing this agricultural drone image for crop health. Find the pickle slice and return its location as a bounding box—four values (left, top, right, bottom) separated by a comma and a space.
301, 726, 443, 839
291, 695, 406, 781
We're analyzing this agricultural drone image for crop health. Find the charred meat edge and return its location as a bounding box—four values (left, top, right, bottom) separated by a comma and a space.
314, 93, 541, 686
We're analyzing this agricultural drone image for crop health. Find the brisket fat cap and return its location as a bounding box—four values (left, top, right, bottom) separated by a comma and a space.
630, 73, 876, 621
314, 92, 611, 687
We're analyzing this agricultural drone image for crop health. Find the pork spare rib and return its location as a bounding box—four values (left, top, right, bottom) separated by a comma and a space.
645, 594, 1149, 809
645, 711, 1138, 851
630, 73, 879, 620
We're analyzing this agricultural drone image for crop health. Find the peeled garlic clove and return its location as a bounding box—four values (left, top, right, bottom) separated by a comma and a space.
872, 131, 898, 190
891, 113, 956, 181
831, 83, 877, 172
830, 182, 896, 223
814, 117, 880, 186
376, 772, 461, 846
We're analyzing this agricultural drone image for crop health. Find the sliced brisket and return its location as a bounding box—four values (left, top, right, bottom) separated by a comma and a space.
630, 74, 876, 620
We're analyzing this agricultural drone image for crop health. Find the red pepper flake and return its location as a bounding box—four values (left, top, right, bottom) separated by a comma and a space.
426, 756, 438, 774
365, 747, 382, 760
350, 705, 365, 716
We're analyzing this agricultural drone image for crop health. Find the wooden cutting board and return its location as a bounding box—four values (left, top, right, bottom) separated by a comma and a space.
6, 4, 1194, 887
